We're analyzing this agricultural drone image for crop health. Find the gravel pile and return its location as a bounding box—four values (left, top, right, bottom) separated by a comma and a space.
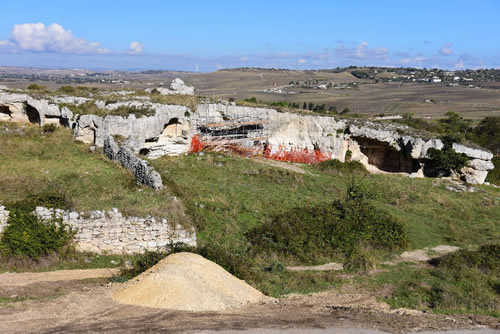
112, 252, 266, 311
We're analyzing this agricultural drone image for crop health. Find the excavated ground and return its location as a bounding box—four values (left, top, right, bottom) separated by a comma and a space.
0, 269, 498, 334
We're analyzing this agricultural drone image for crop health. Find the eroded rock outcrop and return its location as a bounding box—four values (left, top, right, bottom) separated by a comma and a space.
0, 91, 73, 127
145, 78, 194, 96
0, 89, 495, 184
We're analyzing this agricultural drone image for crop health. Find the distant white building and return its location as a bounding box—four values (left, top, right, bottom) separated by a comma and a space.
432, 77, 442, 83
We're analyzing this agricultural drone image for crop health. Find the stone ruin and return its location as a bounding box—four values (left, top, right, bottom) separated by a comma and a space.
0, 205, 196, 254
0, 84, 495, 185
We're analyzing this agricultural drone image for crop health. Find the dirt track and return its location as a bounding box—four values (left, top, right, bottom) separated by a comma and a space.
0, 269, 498, 334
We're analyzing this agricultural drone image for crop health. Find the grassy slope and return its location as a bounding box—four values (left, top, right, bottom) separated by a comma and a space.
150, 153, 500, 252
0, 123, 185, 220
150, 152, 500, 307
1, 123, 498, 312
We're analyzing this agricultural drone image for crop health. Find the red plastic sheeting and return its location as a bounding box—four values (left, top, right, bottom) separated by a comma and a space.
189, 134, 204, 153
189, 135, 331, 164
264, 144, 331, 164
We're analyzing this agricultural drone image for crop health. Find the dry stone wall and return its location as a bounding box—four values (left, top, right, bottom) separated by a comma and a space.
0, 205, 196, 254
104, 135, 164, 190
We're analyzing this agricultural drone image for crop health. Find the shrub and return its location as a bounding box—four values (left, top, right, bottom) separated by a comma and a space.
0, 209, 75, 260
42, 123, 57, 134
120, 249, 169, 279
247, 178, 407, 265
244, 97, 257, 103
429, 244, 500, 275
57, 86, 76, 94
485, 156, 499, 185
345, 149, 352, 162
27, 84, 45, 91
119, 243, 196, 279
471, 116, 500, 154
7, 191, 72, 213
425, 147, 469, 176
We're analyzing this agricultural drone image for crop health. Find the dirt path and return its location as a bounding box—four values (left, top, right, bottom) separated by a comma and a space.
0, 277, 498, 334
0, 268, 119, 287
287, 262, 344, 272
253, 158, 308, 174
386, 245, 461, 265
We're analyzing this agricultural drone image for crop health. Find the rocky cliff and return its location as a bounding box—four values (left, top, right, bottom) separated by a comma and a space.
0, 87, 494, 185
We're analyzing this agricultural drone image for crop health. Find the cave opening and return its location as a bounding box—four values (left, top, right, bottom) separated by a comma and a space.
0, 105, 11, 116
353, 137, 420, 173
26, 104, 41, 125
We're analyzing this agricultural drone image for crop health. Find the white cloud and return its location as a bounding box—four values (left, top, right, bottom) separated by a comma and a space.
297, 58, 307, 64
6, 23, 110, 54
239, 56, 249, 62
439, 43, 453, 56
0, 40, 13, 46
335, 41, 388, 61
127, 41, 144, 55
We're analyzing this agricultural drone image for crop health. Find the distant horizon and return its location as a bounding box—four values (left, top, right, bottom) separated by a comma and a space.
2, 64, 499, 74
1, 1, 499, 71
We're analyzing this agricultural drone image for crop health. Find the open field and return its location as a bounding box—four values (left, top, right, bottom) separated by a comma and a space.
2, 67, 500, 120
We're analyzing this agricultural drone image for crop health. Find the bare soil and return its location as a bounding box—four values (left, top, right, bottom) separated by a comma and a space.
0, 269, 498, 334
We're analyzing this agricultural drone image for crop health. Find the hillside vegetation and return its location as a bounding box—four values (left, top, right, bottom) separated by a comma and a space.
0, 121, 499, 315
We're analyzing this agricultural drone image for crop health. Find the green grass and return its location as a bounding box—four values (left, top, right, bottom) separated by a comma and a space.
0, 122, 188, 221
149, 152, 500, 298
358, 245, 500, 317
1, 123, 499, 312
0, 252, 129, 273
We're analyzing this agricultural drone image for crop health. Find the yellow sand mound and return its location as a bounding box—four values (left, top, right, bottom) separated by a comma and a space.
112, 252, 266, 311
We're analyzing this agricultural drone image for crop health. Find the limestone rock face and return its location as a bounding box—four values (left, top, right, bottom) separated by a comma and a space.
452, 143, 493, 161
461, 167, 489, 185
170, 78, 194, 95
0, 91, 73, 127
467, 159, 495, 171
145, 78, 194, 96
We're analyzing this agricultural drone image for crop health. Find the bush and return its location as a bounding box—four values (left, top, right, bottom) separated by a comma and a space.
471, 116, 499, 154
485, 156, 499, 185
0, 209, 75, 260
27, 84, 45, 91
247, 178, 408, 265
57, 86, 76, 94
119, 243, 196, 279
244, 97, 257, 103
42, 123, 58, 134
425, 147, 469, 177
429, 244, 500, 274
7, 191, 72, 213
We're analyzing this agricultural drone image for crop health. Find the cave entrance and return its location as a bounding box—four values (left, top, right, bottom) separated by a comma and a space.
0, 105, 11, 121
44, 115, 68, 127
353, 137, 420, 173
26, 104, 41, 125
0, 105, 10, 115
162, 118, 183, 138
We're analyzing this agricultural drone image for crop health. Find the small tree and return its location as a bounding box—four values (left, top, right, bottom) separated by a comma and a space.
303, 102, 307, 110
308, 102, 314, 111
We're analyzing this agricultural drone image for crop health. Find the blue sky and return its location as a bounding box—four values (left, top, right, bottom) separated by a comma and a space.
0, 0, 499, 71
